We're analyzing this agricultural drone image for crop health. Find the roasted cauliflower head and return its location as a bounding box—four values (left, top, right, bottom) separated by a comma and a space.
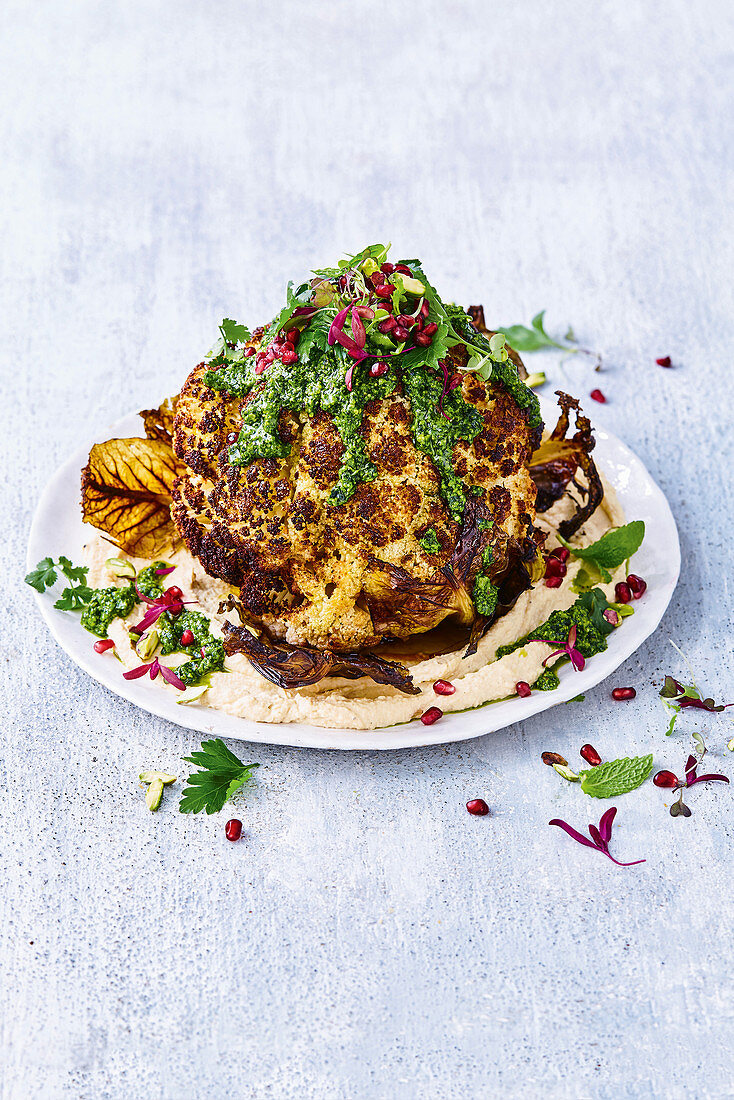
171, 248, 545, 652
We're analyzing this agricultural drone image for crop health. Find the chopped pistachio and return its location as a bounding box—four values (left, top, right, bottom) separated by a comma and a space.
145, 778, 164, 811
552, 763, 580, 782
609, 602, 635, 618
139, 771, 177, 785
176, 684, 210, 705
135, 629, 160, 660
525, 371, 546, 389
398, 274, 425, 296
728, 738, 734, 753
105, 557, 136, 580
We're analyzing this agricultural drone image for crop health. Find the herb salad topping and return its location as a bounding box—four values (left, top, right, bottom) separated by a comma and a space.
202, 244, 541, 520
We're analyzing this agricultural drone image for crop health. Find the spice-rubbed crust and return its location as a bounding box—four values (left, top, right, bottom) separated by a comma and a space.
171, 341, 541, 650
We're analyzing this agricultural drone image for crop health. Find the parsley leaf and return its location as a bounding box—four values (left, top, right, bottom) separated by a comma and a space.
54, 585, 95, 611
559, 521, 645, 583
219, 318, 251, 345
179, 738, 260, 815
25, 557, 59, 593
579, 754, 654, 798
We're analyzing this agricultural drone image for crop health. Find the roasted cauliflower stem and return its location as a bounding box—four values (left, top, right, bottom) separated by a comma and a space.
171, 246, 549, 655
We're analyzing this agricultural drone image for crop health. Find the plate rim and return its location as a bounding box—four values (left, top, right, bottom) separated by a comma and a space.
27, 399, 680, 751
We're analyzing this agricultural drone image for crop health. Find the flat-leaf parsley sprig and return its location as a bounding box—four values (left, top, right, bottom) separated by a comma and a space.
496, 311, 602, 370
25, 555, 95, 611
179, 738, 260, 815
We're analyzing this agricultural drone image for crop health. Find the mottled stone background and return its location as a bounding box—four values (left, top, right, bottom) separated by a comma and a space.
1, 0, 733, 1097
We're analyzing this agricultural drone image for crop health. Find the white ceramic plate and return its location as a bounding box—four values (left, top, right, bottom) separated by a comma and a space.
27, 399, 679, 750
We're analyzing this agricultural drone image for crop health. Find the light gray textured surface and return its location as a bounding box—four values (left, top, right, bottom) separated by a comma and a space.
1, 1, 733, 1097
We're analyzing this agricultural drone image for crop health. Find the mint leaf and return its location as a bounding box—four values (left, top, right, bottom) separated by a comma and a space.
179, 737, 260, 815
559, 520, 645, 583
25, 557, 58, 593
579, 754, 654, 798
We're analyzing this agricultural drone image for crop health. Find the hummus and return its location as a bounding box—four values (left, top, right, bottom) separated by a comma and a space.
84, 477, 626, 730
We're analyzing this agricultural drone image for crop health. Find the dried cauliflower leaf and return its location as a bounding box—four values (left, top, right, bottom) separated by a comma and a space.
139, 397, 177, 445
81, 437, 182, 558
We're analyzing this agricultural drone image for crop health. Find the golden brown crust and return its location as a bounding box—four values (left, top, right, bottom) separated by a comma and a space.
171, 347, 540, 649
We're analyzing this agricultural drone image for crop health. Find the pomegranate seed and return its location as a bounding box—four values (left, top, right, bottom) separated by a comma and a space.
414, 331, 432, 346
580, 743, 601, 766
393, 326, 409, 342
93, 639, 115, 654
378, 317, 396, 333
380, 262, 395, 275
549, 546, 570, 562
226, 431, 238, 443
590, 389, 606, 403
369, 361, 389, 378
420, 300, 430, 317
281, 348, 298, 365
466, 798, 489, 816
370, 271, 386, 287
397, 314, 414, 328
545, 576, 563, 588
338, 275, 347, 290
612, 687, 636, 701
225, 819, 242, 842
544, 556, 566, 578
653, 770, 680, 789
374, 284, 395, 299
165, 586, 183, 600
180, 629, 194, 646
420, 706, 443, 726
286, 328, 299, 344
264, 347, 275, 362
244, 346, 256, 357
627, 574, 647, 599
394, 263, 412, 276
615, 582, 632, 603
515, 681, 532, 698
433, 679, 455, 696
542, 752, 568, 767
423, 322, 438, 336
656, 356, 672, 367
413, 316, 424, 331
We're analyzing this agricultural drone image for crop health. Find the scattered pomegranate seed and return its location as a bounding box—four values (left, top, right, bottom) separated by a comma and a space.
466, 798, 489, 816
545, 576, 563, 588
433, 679, 456, 696
420, 706, 443, 726
653, 770, 679, 789
380, 262, 395, 275
590, 389, 606, 403
414, 331, 432, 346
549, 546, 570, 563
226, 431, 238, 443
244, 346, 256, 357
420, 300, 430, 317
542, 751, 568, 767
580, 743, 601, 766
281, 348, 298, 365
180, 629, 194, 646
393, 325, 409, 342
374, 284, 395, 299
423, 322, 438, 336
655, 356, 672, 367
612, 687, 636, 701
93, 639, 115, 654
394, 263, 412, 275
615, 581, 632, 603
370, 271, 386, 287
544, 556, 566, 578
396, 314, 413, 328
378, 317, 396, 333
165, 586, 183, 601
515, 681, 532, 698
627, 574, 647, 599
286, 329, 299, 345
369, 361, 389, 378
225, 819, 243, 842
